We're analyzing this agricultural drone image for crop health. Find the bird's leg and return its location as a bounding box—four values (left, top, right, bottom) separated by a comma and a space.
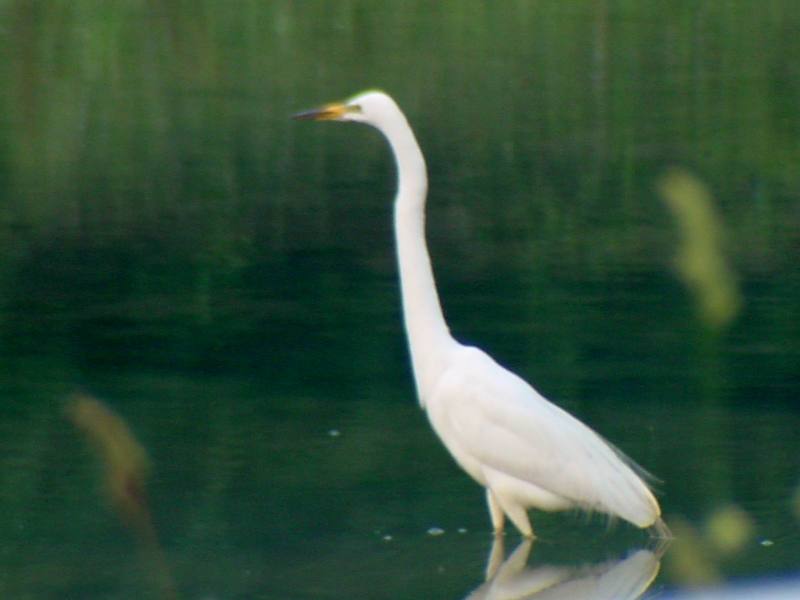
487, 488, 535, 538
504, 505, 534, 539
486, 488, 505, 535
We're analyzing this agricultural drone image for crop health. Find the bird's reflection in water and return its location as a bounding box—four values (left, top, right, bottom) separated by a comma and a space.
465, 537, 661, 600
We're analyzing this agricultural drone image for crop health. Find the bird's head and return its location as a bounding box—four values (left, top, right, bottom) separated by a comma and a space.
292, 90, 397, 127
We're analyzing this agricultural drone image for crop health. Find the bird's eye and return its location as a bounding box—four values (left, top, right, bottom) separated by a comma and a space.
349, 104, 363, 114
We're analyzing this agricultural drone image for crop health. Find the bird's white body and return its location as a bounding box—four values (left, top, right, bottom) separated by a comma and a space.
424, 344, 658, 534
295, 90, 663, 536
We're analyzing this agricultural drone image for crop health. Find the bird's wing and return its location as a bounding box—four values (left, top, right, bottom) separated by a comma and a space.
432, 345, 658, 525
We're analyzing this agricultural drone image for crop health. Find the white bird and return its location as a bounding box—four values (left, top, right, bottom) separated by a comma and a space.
294, 90, 668, 538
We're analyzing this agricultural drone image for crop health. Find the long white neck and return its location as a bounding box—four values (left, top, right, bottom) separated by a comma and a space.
375, 109, 456, 405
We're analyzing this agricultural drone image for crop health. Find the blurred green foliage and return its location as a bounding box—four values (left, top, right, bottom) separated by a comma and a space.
659, 169, 742, 331
0, 0, 796, 391
665, 504, 756, 588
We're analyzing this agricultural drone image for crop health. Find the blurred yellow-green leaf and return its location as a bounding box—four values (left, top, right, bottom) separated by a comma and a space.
658, 169, 743, 332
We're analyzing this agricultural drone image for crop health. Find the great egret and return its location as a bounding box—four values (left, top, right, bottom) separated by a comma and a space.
294, 90, 667, 538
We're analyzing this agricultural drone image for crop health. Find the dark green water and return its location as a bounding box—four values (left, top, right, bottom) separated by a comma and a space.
1, 2, 799, 598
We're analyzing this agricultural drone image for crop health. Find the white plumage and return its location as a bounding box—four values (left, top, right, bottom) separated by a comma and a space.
294, 90, 666, 537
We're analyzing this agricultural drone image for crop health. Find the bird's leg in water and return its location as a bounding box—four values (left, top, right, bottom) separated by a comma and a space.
487, 488, 505, 534
504, 503, 534, 539
487, 488, 535, 538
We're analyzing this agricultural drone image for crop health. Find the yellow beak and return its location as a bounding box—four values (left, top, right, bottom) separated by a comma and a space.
291, 102, 348, 121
